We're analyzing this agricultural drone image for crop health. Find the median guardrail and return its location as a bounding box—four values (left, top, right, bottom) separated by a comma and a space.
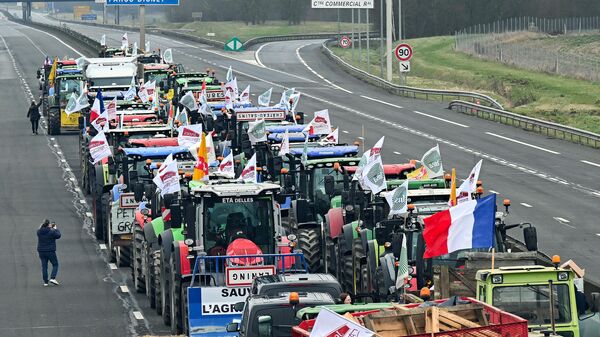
449, 100, 600, 148
321, 39, 504, 110
243, 31, 378, 49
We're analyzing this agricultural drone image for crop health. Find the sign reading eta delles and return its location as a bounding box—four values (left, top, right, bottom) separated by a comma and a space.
199, 287, 251, 315
226, 266, 276, 287
106, 0, 180, 5
312, 0, 373, 8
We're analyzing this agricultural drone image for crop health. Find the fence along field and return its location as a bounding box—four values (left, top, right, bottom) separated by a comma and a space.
455, 16, 600, 83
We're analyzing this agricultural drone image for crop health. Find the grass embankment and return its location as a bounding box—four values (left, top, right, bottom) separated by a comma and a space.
332, 36, 600, 134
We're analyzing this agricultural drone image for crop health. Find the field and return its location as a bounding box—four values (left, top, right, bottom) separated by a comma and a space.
332, 35, 600, 134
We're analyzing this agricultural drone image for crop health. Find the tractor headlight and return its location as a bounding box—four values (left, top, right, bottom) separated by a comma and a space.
491, 275, 503, 284
557, 271, 569, 281
184, 239, 194, 246
345, 204, 354, 212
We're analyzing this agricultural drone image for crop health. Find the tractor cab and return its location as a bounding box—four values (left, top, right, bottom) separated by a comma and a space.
476, 260, 600, 337
171, 72, 222, 105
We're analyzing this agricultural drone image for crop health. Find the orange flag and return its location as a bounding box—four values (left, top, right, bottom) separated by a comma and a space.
193, 133, 209, 181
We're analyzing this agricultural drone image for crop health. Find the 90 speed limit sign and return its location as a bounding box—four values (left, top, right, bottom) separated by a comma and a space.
339, 35, 352, 49
395, 43, 413, 61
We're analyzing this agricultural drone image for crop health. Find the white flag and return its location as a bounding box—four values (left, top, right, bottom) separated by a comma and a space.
226, 66, 233, 82
361, 156, 386, 194
65, 92, 89, 115
421, 144, 444, 178
206, 132, 216, 163
144, 80, 156, 96
457, 159, 483, 204
395, 234, 409, 290
175, 108, 189, 127
320, 128, 339, 145
180, 90, 198, 111
123, 78, 136, 101
385, 180, 409, 217
88, 131, 112, 164
224, 90, 233, 110
301, 133, 309, 166
353, 149, 371, 181
121, 32, 128, 50
309, 307, 374, 337
75, 56, 87, 70
163, 48, 173, 64
138, 85, 149, 103
177, 124, 203, 147
239, 85, 250, 104
258, 88, 272, 107
303, 109, 332, 135
288, 92, 301, 113
145, 41, 150, 52
224, 77, 238, 99
100, 34, 106, 46
278, 87, 295, 109
279, 130, 290, 157
369, 136, 385, 162
91, 109, 110, 133
132, 42, 138, 57
238, 153, 257, 183
217, 152, 235, 178
248, 119, 267, 145
105, 97, 117, 120
153, 154, 180, 196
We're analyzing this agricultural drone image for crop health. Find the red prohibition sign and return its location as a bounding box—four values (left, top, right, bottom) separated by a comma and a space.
339, 35, 352, 49
395, 43, 413, 61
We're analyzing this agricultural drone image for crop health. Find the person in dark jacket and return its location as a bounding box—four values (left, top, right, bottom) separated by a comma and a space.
27, 97, 43, 135
37, 219, 61, 286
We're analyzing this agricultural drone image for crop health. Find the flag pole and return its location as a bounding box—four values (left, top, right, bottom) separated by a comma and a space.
491, 247, 496, 270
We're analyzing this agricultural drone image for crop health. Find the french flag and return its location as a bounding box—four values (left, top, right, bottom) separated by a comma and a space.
423, 194, 496, 258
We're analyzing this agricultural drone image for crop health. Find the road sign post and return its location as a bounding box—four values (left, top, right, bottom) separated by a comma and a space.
395, 43, 412, 85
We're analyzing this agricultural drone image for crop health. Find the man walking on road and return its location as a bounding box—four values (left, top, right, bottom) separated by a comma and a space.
27, 97, 43, 135
37, 219, 61, 286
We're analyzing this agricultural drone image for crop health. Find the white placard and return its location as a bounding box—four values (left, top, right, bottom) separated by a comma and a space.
199, 287, 251, 316
226, 266, 276, 287
311, 0, 373, 8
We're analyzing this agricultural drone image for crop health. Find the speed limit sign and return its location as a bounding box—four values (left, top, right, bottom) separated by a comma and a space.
339, 35, 352, 49
395, 43, 413, 61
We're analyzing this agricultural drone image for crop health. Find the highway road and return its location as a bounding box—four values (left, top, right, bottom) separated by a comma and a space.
1, 9, 599, 335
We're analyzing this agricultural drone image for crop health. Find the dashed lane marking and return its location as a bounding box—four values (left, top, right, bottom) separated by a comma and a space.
581, 160, 600, 168
133, 312, 144, 320
360, 95, 403, 109
342, 130, 349, 134
413, 110, 469, 128
295, 43, 352, 93
394, 151, 402, 155
520, 203, 533, 208
120, 286, 129, 293
485, 132, 561, 155
109, 263, 118, 270
99, 244, 107, 250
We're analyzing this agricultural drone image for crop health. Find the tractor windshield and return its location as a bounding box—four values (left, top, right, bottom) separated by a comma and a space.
144, 71, 168, 84
309, 167, 344, 217
492, 284, 572, 325
59, 78, 81, 97
203, 197, 275, 255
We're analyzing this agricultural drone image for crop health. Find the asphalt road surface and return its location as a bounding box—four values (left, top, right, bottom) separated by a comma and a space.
1, 9, 599, 336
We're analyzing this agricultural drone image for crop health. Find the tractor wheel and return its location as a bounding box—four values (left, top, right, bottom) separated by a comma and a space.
170, 254, 183, 335
324, 236, 338, 277
161, 249, 171, 326
118, 245, 131, 267
132, 224, 145, 293
181, 280, 190, 336
339, 237, 354, 294
360, 264, 371, 302
93, 166, 105, 241
373, 266, 387, 302
298, 228, 322, 272
353, 237, 368, 294
47, 108, 60, 135
152, 251, 162, 314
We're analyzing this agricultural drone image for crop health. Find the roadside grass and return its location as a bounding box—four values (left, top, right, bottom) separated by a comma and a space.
158, 20, 369, 43
331, 36, 600, 134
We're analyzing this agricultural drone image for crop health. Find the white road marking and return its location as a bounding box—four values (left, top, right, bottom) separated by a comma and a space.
120, 285, 129, 293
19, 25, 84, 57
394, 151, 402, 155
254, 42, 270, 67
413, 110, 469, 128
553, 217, 575, 229
581, 160, 600, 168
596, 233, 600, 237
109, 263, 118, 270
85, 212, 93, 217
485, 132, 561, 155
342, 130, 349, 134
295, 43, 352, 93
79, 199, 86, 204
20, 31, 46, 55
520, 203, 533, 208
360, 95, 403, 109
133, 311, 144, 320
357, 136, 365, 140
99, 244, 107, 250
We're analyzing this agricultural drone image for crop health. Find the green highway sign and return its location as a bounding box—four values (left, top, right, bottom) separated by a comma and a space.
224, 37, 243, 52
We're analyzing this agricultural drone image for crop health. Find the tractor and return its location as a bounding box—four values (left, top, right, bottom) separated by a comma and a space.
42, 60, 84, 135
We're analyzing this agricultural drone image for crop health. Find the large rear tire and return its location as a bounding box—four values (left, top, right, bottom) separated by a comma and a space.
170, 254, 183, 335
132, 224, 145, 293
182, 280, 190, 336
47, 108, 60, 135
298, 228, 322, 272
153, 251, 162, 315
161, 249, 171, 326
93, 166, 105, 241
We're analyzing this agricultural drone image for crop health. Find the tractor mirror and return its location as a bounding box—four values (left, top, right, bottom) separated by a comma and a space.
392, 233, 404, 259
184, 203, 196, 236
169, 203, 182, 229
233, 301, 245, 311
591, 293, 600, 313
523, 225, 538, 251
324, 175, 335, 196
133, 183, 144, 202
257, 316, 272, 337
225, 322, 239, 332
107, 157, 117, 175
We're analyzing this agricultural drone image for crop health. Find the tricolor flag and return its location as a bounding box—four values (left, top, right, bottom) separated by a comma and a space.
239, 153, 257, 183
217, 152, 235, 178
89, 97, 102, 123
258, 88, 272, 107
192, 133, 209, 181
423, 194, 496, 258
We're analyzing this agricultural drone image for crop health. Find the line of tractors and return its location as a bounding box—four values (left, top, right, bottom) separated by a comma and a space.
37, 41, 600, 337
